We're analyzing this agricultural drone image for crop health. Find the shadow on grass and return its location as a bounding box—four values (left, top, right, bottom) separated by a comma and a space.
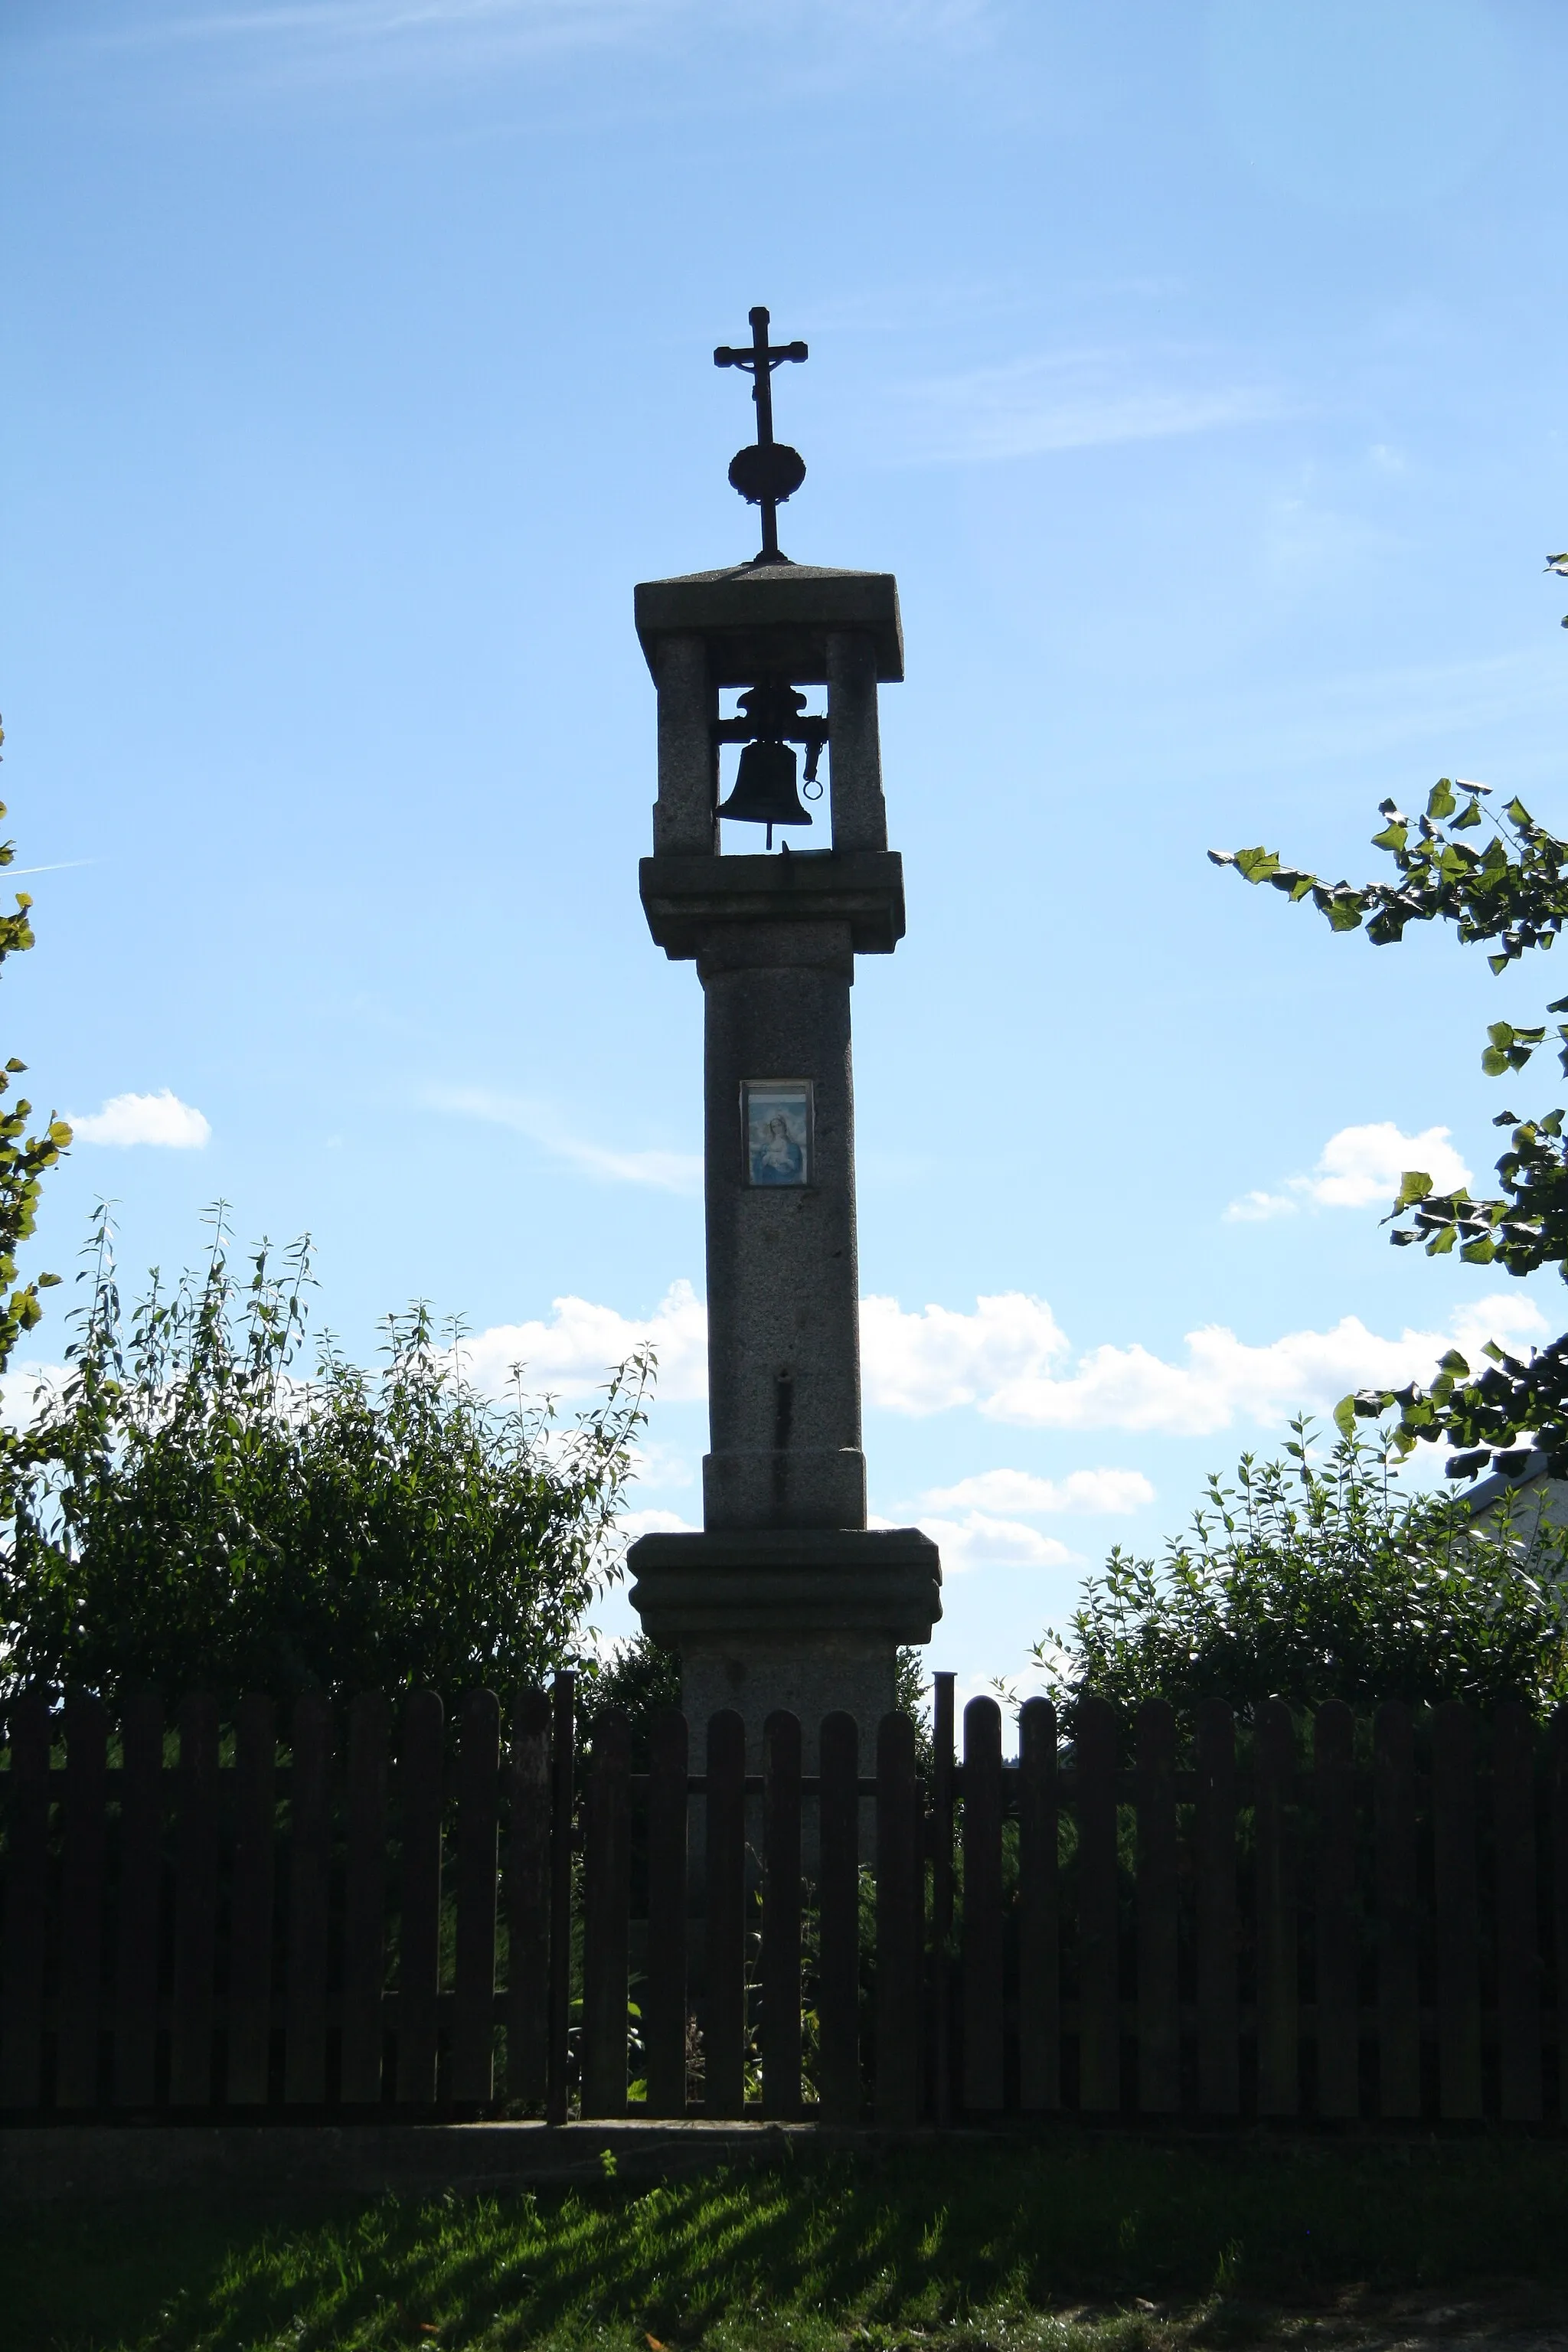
8, 2137, 1568, 2352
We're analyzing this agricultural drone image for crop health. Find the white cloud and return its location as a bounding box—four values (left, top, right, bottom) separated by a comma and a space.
861, 1291, 1068, 1414
461, 1280, 707, 1401
70, 1089, 211, 1148
434, 1086, 700, 1194
982, 1294, 1549, 1436
1308, 1121, 1471, 1209
893, 349, 1287, 466
616, 1506, 698, 1544
1225, 1188, 1298, 1223
120, 0, 986, 76
459, 1278, 1554, 1440
916, 1511, 1082, 1576
923, 1466, 1155, 1516
1225, 1120, 1472, 1221
861, 1285, 1549, 1436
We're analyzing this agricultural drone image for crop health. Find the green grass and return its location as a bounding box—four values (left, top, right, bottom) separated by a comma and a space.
10, 2135, 1568, 2352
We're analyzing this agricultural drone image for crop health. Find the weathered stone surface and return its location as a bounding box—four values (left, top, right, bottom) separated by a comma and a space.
825, 629, 888, 854
626, 1527, 941, 1638
635, 563, 903, 686
652, 633, 717, 855
639, 851, 905, 960
696, 922, 861, 1531
628, 1525, 942, 1771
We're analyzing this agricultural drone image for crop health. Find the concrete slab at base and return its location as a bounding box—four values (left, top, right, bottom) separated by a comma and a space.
0, 2121, 827, 2206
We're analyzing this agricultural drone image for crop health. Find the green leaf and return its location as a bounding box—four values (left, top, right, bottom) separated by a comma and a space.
1332, 1394, 1358, 1439
1460, 1236, 1497, 1263
1233, 846, 1279, 884
1427, 1223, 1459, 1255
1371, 822, 1408, 852
1481, 1046, 1512, 1075
1394, 1170, 1433, 1209
1504, 796, 1534, 828
1438, 1349, 1470, 1375
1426, 778, 1457, 821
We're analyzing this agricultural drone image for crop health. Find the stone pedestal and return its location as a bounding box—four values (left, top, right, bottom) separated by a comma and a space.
626, 1527, 939, 1766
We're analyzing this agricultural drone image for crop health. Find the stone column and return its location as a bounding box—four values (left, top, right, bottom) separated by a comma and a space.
652, 633, 716, 855
826, 629, 888, 853
699, 920, 866, 1533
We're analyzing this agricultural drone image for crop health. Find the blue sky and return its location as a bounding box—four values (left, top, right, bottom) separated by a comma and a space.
5, 0, 1568, 1698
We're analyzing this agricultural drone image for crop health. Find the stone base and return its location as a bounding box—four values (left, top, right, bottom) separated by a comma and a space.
625, 1526, 940, 1769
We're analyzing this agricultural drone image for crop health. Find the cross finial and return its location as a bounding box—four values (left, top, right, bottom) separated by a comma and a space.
714, 305, 808, 565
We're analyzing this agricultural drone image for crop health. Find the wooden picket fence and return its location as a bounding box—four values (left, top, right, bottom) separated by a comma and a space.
2, 1674, 1566, 2125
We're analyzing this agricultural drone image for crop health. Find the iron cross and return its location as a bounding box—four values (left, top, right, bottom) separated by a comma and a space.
714, 305, 808, 564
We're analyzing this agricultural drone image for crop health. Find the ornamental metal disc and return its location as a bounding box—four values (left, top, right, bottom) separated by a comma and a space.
727, 442, 807, 505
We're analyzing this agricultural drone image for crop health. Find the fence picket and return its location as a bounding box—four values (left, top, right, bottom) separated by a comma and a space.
582, 1709, 631, 2118
1432, 1701, 1481, 2119
113, 1693, 164, 2109
761, 1711, 802, 2119
171, 1694, 219, 2107
283, 1693, 332, 2106
1552, 1708, 1568, 2094
1194, 1700, 1237, 2116
704, 1708, 746, 2120
644, 1707, 688, 2118
817, 1710, 861, 2125
546, 1673, 575, 2126
1255, 1698, 1298, 2118
503, 1688, 552, 2112
398, 1690, 444, 2105
57, 1694, 109, 2109
1374, 1702, 1419, 2119
1312, 1700, 1357, 2122
340, 1694, 390, 2107
227, 1696, 278, 2108
1136, 1698, 1178, 2114
453, 1689, 501, 2105
961, 1697, 1003, 2114
1017, 1697, 1058, 2112
1494, 1700, 1542, 2122
1076, 1696, 1120, 2114
1, 1690, 52, 2109
930, 1674, 956, 2124
875, 1712, 921, 2125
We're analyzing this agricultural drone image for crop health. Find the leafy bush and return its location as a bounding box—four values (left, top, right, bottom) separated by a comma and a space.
1035, 1419, 1568, 1726
0, 1208, 650, 1710
0, 771, 71, 1370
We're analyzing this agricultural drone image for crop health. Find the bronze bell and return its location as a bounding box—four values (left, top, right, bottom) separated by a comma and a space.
717, 737, 813, 848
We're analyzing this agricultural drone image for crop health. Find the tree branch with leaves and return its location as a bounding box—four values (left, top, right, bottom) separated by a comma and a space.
0, 727, 70, 1372
1213, 571, 1568, 1475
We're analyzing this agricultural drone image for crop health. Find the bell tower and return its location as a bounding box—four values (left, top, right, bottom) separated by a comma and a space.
626, 308, 941, 1764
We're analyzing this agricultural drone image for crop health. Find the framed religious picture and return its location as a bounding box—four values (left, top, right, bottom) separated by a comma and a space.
742, 1079, 813, 1187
